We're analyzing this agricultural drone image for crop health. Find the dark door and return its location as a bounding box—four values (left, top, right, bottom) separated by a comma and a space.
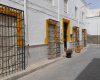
84, 29, 87, 47
82, 30, 85, 46
63, 22, 67, 49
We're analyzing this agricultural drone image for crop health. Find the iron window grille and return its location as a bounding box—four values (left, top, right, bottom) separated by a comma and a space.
0, 4, 25, 77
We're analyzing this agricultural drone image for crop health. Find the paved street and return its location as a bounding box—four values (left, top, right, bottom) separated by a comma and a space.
19, 45, 100, 80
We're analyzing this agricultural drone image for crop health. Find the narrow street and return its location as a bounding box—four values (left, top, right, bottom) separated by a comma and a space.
19, 45, 100, 80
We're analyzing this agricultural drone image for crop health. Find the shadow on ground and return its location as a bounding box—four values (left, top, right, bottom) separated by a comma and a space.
75, 58, 100, 80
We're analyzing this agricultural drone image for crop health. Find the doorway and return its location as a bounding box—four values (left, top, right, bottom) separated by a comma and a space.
73, 29, 76, 49
48, 24, 56, 59
63, 22, 68, 49
62, 18, 70, 50
82, 29, 87, 47
72, 27, 79, 49
45, 19, 60, 59
82, 29, 85, 46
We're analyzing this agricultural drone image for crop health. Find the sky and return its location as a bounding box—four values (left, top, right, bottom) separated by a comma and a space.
85, 0, 100, 9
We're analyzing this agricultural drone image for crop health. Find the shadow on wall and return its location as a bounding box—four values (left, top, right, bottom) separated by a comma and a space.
75, 58, 100, 80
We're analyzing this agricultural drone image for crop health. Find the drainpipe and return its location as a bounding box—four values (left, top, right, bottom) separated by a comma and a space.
78, 0, 79, 27
78, 0, 80, 43
58, 0, 60, 21
24, 0, 29, 45
24, 0, 30, 67
97, 21, 98, 44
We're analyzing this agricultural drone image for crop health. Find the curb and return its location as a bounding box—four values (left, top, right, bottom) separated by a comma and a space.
2, 57, 63, 80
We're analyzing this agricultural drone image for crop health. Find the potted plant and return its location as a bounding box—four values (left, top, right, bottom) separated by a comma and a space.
79, 45, 83, 49
65, 49, 73, 58
75, 45, 81, 53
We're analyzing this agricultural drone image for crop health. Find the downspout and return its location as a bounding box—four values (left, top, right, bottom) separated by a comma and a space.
78, 0, 80, 43
58, 0, 60, 21
24, 0, 30, 67
78, 1, 79, 28
24, 0, 29, 45
97, 21, 98, 44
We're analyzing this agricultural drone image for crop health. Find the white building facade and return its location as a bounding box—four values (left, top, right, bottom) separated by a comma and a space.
86, 8, 100, 35
86, 8, 100, 44
0, 0, 87, 77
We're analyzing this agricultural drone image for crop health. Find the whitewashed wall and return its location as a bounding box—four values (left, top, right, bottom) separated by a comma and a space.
0, 0, 87, 65
86, 17, 100, 35
0, 0, 87, 45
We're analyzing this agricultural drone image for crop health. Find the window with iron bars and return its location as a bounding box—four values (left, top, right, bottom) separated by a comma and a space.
0, 4, 25, 77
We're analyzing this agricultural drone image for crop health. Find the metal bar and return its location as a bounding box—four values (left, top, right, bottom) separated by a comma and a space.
16, 10, 18, 72
5, 7, 7, 76
21, 11, 23, 70
13, 9, 15, 73
7, 7, 10, 76
11, 8, 13, 74
23, 11, 25, 70
1, 5, 3, 77
19, 11, 22, 71
0, 4, 25, 78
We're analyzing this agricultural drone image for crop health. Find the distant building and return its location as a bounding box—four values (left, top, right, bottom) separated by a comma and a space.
86, 8, 100, 44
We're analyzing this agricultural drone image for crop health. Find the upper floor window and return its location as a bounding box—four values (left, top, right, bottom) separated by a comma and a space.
75, 7, 78, 18
64, 0, 68, 13
82, 12, 84, 21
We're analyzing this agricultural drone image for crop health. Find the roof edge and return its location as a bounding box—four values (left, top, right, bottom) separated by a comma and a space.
81, 0, 87, 5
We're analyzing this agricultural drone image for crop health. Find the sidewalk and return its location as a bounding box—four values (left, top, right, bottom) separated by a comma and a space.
1, 57, 63, 80
1, 45, 90, 80
18, 44, 100, 80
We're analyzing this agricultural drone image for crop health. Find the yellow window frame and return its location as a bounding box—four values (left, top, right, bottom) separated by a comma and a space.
44, 19, 58, 44
81, 29, 85, 41
72, 27, 78, 41
62, 18, 70, 43
0, 6, 24, 46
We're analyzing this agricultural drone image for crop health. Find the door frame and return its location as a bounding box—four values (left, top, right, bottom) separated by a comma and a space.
44, 19, 60, 59
44, 19, 58, 44
72, 26, 79, 49
81, 29, 87, 47
62, 18, 70, 49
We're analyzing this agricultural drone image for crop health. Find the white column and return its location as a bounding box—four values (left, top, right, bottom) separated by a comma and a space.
58, 0, 60, 21
78, 0, 79, 27
97, 20, 98, 44
24, 0, 29, 45
78, 0, 81, 41
24, 0, 30, 65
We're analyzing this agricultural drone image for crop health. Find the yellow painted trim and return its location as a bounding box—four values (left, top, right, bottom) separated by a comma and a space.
62, 18, 70, 43
81, 29, 82, 41
0, 6, 24, 46
82, 29, 85, 41
71, 27, 74, 41
44, 20, 58, 44
72, 27, 78, 41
